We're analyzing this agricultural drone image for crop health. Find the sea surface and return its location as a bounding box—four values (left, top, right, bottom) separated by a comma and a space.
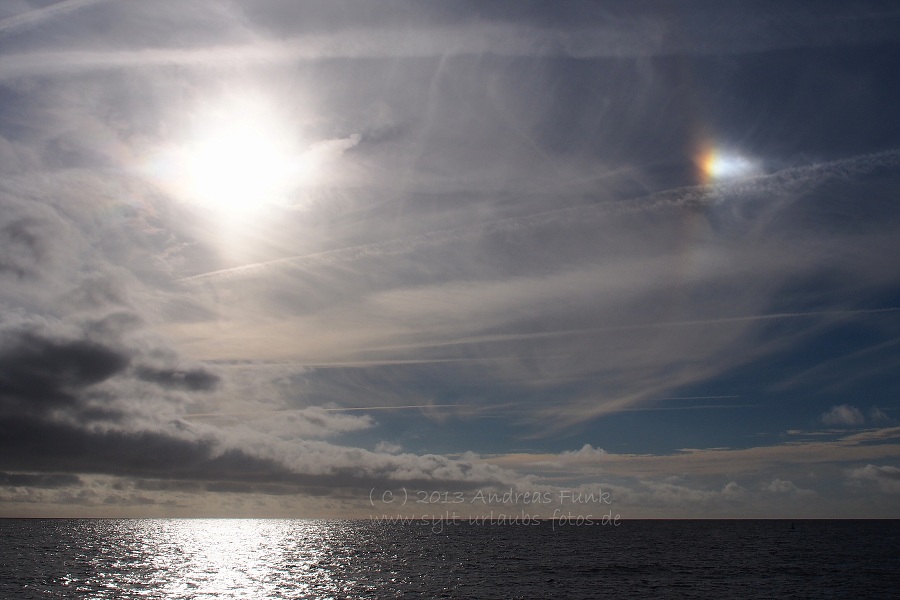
1, 519, 897, 599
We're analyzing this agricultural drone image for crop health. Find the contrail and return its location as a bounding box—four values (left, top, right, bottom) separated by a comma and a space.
3, 10, 899, 73
617, 404, 751, 412
0, 0, 108, 35
190, 308, 900, 367
176, 149, 900, 284
646, 395, 741, 401
183, 404, 472, 419
359, 306, 900, 354
183, 396, 749, 421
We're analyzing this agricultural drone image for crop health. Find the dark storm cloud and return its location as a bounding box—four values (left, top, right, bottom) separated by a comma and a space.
0, 415, 286, 481
0, 412, 511, 495
0, 330, 129, 414
0, 312, 261, 488
0, 471, 81, 488
134, 365, 219, 391
0, 319, 514, 495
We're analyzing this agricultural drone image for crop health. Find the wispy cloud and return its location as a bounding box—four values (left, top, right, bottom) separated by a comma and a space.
176, 149, 900, 284
481, 428, 900, 478
0, 0, 108, 36
2, 2, 899, 80
2, 0, 899, 517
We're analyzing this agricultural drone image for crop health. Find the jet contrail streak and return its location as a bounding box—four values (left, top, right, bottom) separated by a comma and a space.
0, 0, 108, 35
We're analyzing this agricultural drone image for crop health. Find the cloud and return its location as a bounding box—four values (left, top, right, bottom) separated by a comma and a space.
0, 217, 48, 279
2, 2, 899, 80
179, 149, 900, 284
508, 444, 612, 472
0, 125, 527, 507
846, 464, 900, 493
481, 429, 900, 478
0, 328, 130, 416
762, 478, 815, 496
376, 441, 402, 454
573, 479, 750, 517
0, 471, 81, 488
2, 1, 900, 518
0, 0, 109, 36
822, 404, 866, 426
0, 309, 527, 498
0, 409, 525, 499
228, 407, 376, 440
565, 443, 608, 458
134, 365, 219, 391
870, 407, 892, 423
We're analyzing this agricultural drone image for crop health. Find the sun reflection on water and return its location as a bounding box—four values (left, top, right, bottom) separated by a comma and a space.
61, 519, 347, 599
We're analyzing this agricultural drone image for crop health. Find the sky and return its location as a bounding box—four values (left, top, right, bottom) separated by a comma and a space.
1, 0, 900, 519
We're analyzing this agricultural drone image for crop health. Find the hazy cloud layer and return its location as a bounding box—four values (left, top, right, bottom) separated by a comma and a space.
1, 0, 899, 517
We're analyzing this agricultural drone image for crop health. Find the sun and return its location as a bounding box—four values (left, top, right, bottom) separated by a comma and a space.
149, 93, 309, 220
181, 117, 298, 214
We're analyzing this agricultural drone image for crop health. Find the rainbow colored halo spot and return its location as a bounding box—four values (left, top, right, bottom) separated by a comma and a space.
698, 147, 761, 183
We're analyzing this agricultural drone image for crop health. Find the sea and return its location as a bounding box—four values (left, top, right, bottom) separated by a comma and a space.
1, 519, 897, 599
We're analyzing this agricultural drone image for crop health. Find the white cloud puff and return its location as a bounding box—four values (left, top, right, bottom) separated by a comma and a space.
821, 404, 865, 426
847, 464, 900, 493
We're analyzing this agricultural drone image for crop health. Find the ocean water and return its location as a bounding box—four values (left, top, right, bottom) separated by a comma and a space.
1, 519, 897, 599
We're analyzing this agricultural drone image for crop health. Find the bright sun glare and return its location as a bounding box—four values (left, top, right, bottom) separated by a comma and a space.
155, 94, 308, 219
